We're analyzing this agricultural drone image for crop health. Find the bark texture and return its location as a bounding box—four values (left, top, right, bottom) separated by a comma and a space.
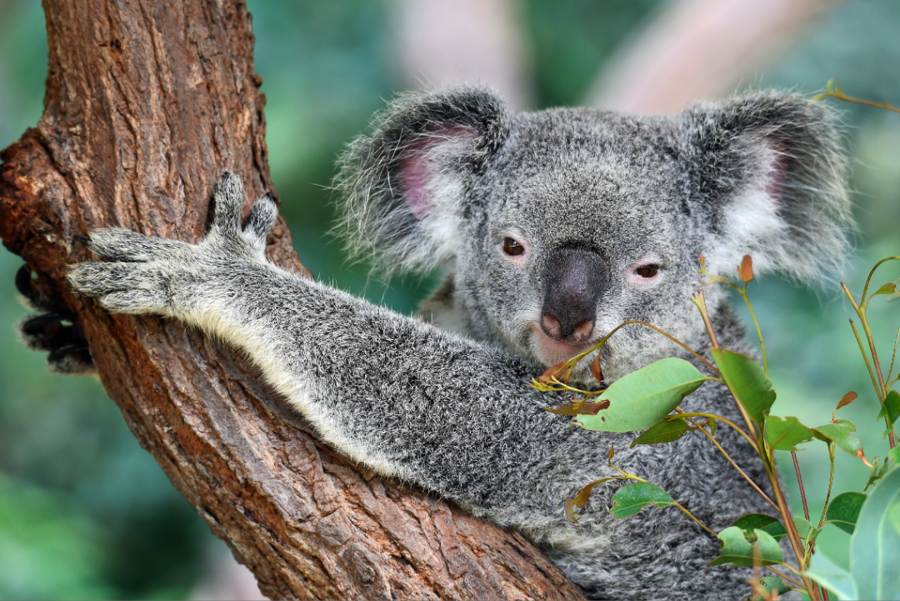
0, 2, 584, 599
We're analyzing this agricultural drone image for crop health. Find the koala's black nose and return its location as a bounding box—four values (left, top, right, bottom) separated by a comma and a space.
540, 246, 607, 343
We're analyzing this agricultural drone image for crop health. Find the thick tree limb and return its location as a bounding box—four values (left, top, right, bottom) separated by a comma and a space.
0, 2, 583, 599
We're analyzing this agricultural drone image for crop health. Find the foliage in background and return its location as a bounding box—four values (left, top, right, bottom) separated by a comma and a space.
1, 0, 899, 598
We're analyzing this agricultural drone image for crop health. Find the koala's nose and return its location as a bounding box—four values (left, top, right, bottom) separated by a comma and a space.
540, 246, 607, 343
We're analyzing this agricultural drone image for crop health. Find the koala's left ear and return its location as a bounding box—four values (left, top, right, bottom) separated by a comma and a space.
335, 88, 510, 273
681, 92, 852, 282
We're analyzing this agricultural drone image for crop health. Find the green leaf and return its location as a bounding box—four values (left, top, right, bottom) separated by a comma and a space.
888, 446, 900, 466
712, 349, 775, 425
877, 390, 900, 426
609, 482, 674, 519
576, 358, 706, 433
813, 420, 863, 456
872, 281, 897, 297
794, 515, 813, 539
710, 526, 783, 567
807, 551, 858, 600
731, 513, 787, 541
826, 492, 867, 534
630, 417, 691, 446
850, 466, 900, 600
764, 415, 814, 451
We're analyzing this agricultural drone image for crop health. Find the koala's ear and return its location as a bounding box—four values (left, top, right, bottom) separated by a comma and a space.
681, 92, 852, 282
335, 88, 510, 273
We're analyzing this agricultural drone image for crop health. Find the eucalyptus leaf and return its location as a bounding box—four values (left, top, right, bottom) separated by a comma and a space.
765, 415, 814, 451
807, 551, 858, 601
889, 447, 900, 466
872, 281, 897, 297
850, 467, 900, 600
813, 420, 863, 456
877, 390, 900, 426
711, 349, 775, 425
630, 417, 691, 446
576, 358, 706, 433
710, 526, 783, 567
731, 513, 787, 540
794, 515, 813, 539
826, 492, 866, 534
609, 482, 674, 519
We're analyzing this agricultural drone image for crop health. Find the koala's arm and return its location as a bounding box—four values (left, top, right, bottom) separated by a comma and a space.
67, 174, 623, 519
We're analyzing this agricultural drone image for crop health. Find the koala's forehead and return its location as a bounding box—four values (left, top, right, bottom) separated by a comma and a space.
480, 108, 691, 247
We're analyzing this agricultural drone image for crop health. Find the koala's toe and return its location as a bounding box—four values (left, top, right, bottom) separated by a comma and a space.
19, 311, 95, 374
244, 194, 278, 247
212, 172, 246, 233
97, 289, 166, 314
69, 262, 167, 297
89, 228, 187, 262
20, 313, 81, 351
15, 265, 62, 312
48, 343, 95, 374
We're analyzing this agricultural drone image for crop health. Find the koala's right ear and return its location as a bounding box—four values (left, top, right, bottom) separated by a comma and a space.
335, 88, 509, 273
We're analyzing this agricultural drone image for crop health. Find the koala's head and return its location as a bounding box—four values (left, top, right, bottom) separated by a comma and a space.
336, 88, 851, 380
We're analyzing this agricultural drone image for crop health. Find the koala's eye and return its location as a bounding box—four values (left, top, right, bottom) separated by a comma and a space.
627, 261, 663, 287
635, 264, 660, 278
502, 237, 525, 257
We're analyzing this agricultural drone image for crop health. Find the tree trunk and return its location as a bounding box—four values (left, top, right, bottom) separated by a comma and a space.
0, 2, 584, 599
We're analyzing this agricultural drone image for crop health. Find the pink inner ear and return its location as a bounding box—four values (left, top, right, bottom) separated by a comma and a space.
765, 141, 789, 201
397, 125, 478, 219
399, 149, 432, 219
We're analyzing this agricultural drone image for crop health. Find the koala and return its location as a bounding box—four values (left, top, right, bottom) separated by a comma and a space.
59, 88, 850, 600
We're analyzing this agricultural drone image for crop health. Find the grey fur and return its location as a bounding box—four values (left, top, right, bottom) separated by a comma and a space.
68, 88, 851, 600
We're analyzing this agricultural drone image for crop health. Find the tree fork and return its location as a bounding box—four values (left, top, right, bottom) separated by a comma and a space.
0, 2, 583, 600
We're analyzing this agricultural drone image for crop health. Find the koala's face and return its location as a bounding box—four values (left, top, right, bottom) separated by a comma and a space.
455, 110, 704, 378
338, 89, 849, 380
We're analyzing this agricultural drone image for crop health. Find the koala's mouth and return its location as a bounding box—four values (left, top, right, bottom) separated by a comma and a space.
529, 325, 596, 368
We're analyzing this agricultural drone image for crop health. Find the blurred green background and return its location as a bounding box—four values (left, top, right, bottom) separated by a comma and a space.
1, 1, 898, 598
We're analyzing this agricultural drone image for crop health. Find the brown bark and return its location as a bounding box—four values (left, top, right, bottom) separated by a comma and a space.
0, 2, 584, 600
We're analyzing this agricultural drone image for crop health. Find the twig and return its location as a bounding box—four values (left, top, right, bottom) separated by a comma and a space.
791, 451, 810, 522
697, 427, 777, 509
816, 85, 900, 114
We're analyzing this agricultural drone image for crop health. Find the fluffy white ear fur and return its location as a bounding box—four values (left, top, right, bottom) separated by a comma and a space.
703, 143, 788, 278
393, 128, 478, 271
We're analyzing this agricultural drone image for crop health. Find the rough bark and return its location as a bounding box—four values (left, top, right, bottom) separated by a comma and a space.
0, 2, 584, 600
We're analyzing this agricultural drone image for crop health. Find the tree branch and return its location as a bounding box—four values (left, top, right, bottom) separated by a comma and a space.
0, 1, 583, 599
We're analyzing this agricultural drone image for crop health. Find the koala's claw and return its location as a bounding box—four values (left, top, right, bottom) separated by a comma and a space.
69, 172, 277, 317
16, 265, 95, 374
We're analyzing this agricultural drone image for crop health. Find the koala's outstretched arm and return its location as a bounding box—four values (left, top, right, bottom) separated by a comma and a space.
68, 174, 621, 521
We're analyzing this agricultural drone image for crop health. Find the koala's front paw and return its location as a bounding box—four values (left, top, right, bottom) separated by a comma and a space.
69, 172, 278, 317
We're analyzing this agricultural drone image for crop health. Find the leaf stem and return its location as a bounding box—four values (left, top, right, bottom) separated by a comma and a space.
692, 291, 759, 440
843, 281, 897, 448
766, 565, 804, 590
676, 411, 758, 450
692, 291, 720, 350
848, 319, 881, 398
736, 286, 768, 376
816, 84, 900, 114
763, 449, 821, 601
561, 319, 719, 374
671, 500, 717, 537
887, 328, 900, 385
695, 425, 776, 509
859, 255, 900, 303
791, 450, 811, 522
